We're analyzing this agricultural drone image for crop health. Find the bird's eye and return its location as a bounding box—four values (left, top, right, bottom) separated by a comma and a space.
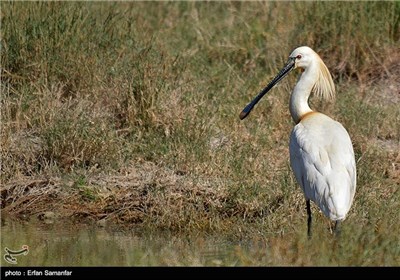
296, 54, 302, 59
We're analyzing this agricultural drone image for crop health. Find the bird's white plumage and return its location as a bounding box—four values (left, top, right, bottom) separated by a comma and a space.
289, 112, 356, 221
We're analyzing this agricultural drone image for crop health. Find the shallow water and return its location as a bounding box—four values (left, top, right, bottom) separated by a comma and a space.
3, 217, 398, 267
0, 218, 259, 266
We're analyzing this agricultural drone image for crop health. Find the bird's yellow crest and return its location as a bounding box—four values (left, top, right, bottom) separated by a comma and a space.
312, 55, 335, 101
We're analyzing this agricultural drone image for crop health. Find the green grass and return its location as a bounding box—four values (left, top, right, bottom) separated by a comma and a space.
1, 1, 399, 266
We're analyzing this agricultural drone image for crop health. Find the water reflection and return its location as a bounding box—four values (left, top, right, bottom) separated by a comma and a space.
1, 219, 245, 266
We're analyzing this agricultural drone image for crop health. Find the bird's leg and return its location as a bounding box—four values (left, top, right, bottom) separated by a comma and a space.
306, 200, 312, 238
334, 220, 341, 237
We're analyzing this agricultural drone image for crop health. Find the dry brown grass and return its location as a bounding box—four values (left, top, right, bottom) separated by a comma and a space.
1, 161, 228, 228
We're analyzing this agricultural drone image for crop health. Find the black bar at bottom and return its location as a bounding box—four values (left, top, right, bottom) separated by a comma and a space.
0, 266, 392, 279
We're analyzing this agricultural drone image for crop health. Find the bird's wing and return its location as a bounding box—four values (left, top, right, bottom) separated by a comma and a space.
289, 118, 356, 220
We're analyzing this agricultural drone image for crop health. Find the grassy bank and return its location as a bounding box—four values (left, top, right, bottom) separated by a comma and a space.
1, 1, 399, 265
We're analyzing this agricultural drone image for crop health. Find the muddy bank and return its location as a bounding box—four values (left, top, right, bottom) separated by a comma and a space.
1, 161, 236, 229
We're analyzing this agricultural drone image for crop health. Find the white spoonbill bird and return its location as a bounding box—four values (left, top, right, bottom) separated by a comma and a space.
239, 46, 356, 237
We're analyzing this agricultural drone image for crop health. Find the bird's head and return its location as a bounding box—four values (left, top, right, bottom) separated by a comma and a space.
289, 46, 318, 71
239, 46, 334, 120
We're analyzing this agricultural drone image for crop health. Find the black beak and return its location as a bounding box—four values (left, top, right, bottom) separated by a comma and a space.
239, 57, 296, 120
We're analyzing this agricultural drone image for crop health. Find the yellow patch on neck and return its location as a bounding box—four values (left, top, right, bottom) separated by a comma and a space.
299, 111, 317, 123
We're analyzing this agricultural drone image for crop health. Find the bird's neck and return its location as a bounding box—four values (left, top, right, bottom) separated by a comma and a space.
289, 65, 318, 124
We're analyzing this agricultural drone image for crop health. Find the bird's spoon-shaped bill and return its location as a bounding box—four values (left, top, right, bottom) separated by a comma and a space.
239, 57, 296, 120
